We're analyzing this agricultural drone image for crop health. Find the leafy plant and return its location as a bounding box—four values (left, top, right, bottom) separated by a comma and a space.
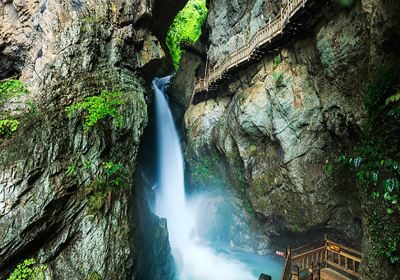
7, 258, 47, 280
86, 160, 127, 215
0, 119, 20, 138
166, 0, 208, 70
66, 90, 125, 131
272, 55, 282, 70
272, 72, 283, 85
325, 162, 334, 175
385, 90, 400, 105
0, 79, 29, 106
65, 158, 127, 216
66, 163, 77, 176
81, 160, 93, 172
102, 161, 127, 192
337, 69, 400, 264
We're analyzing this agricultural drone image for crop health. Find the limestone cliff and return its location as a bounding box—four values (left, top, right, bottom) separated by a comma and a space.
179, 0, 400, 278
0, 0, 186, 279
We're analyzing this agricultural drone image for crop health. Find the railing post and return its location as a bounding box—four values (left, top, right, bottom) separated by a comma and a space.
318, 262, 321, 279
324, 234, 328, 263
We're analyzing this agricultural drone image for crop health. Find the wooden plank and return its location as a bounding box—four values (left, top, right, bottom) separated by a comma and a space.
326, 260, 360, 277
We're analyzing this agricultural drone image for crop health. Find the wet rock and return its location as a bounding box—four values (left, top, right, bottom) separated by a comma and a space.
0, 0, 184, 278
184, 0, 400, 278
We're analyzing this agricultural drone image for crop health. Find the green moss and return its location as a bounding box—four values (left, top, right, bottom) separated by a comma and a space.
287, 224, 303, 233
191, 155, 225, 188
249, 144, 257, 154
87, 184, 107, 216
252, 174, 275, 196
166, 0, 208, 70
87, 271, 101, 280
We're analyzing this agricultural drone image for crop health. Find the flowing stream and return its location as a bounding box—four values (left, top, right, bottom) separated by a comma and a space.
153, 76, 282, 280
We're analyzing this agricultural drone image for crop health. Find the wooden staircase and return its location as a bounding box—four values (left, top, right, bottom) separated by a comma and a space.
191, 0, 327, 105
280, 236, 361, 280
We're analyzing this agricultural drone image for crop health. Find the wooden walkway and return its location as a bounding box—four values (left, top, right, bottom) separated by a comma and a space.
191, 0, 324, 104
280, 236, 362, 280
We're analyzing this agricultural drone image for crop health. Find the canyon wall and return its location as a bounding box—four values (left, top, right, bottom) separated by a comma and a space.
0, 0, 186, 279
179, 0, 400, 278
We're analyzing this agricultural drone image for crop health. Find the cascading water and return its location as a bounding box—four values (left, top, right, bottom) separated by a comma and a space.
153, 76, 282, 280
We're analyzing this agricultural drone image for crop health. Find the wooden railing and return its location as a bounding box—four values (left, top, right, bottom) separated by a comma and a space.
193, 0, 309, 95
281, 236, 362, 280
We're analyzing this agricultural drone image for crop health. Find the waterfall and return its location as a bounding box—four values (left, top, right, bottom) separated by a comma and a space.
153, 76, 279, 280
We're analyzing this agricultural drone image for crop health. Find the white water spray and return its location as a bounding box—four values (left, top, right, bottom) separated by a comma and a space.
153, 76, 257, 280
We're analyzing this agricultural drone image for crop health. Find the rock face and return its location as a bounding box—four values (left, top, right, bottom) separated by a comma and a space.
207, 0, 283, 67
0, 0, 186, 279
182, 0, 400, 276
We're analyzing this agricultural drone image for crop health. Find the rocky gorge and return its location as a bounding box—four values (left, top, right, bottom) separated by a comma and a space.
173, 0, 400, 279
0, 0, 400, 279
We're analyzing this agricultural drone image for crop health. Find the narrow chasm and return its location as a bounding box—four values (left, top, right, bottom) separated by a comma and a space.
1, 0, 400, 279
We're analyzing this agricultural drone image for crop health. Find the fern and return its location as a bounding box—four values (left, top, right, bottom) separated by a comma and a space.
385, 89, 400, 105
66, 90, 125, 131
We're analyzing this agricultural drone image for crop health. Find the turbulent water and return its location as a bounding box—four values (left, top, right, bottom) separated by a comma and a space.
153, 76, 282, 280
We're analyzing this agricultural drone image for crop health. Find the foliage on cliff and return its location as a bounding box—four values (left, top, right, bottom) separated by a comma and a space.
8, 258, 47, 280
166, 0, 207, 71
66, 90, 125, 131
0, 79, 29, 106
338, 70, 400, 264
0, 79, 29, 139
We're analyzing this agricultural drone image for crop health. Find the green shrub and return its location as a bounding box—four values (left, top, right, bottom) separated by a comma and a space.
337, 69, 400, 264
87, 160, 127, 215
8, 258, 47, 280
65, 158, 127, 216
0, 80, 31, 139
0, 119, 20, 138
166, 0, 208, 70
0, 79, 29, 106
102, 161, 126, 192
66, 90, 125, 131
